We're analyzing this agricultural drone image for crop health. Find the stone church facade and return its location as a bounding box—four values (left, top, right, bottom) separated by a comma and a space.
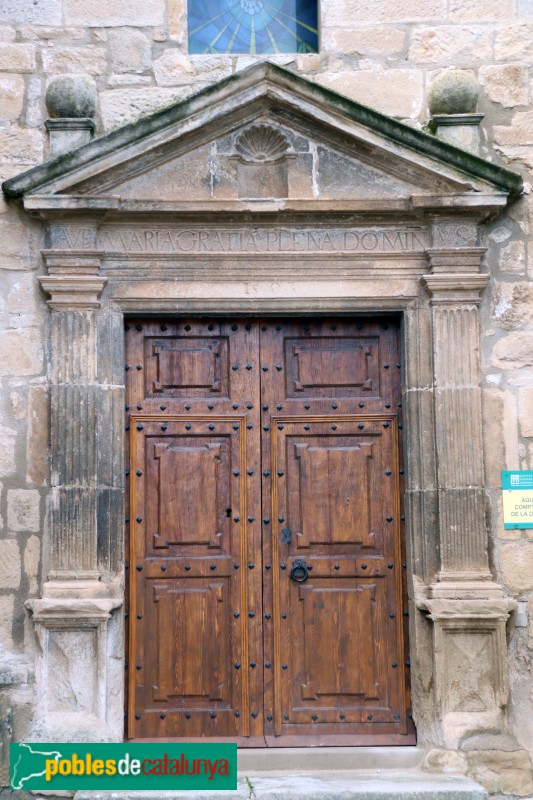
1, 1, 533, 798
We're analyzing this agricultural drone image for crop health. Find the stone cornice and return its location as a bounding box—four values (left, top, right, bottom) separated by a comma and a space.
38, 275, 107, 309
425, 247, 487, 273
421, 273, 489, 303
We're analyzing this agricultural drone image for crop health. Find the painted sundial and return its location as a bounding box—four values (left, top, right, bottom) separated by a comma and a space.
188, 0, 318, 54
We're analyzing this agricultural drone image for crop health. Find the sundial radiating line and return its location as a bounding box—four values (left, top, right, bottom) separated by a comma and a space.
208, 10, 242, 48
261, 5, 309, 47
189, 0, 242, 36
263, 1, 318, 35
250, 13, 256, 54
227, 8, 245, 51
258, 7, 280, 52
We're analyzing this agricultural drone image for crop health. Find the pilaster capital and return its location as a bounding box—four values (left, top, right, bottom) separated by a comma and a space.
421, 272, 489, 303
425, 247, 487, 273
39, 249, 107, 309
417, 596, 517, 621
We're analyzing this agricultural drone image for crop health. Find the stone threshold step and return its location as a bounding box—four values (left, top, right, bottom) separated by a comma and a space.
76, 771, 487, 800
238, 747, 424, 772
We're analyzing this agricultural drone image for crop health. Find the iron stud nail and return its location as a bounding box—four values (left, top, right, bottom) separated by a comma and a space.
233, 403, 239, 409
136, 424, 143, 431
125, 364, 130, 371
136, 324, 143, 331
233, 469, 240, 476
361, 563, 367, 570
388, 563, 394, 569
251, 711, 258, 718
161, 565, 166, 572
332, 424, 337, 430
234, 424, 239, 430
311, 714, 318, 721
385, 469, 392, 475
398, 402, 403, 408
332, 403, 338, 409
280, 563, 286, 570
125, 612, 129, 619
304, 404, 311, 409
232, 364, 239, 371
267, 714, 273, 721
265, 613, 272, 619
234, 563, 240, 569
282, 664, 288, 670
136, 365, 142, 371
250, 661, 256, 668
232, 324, 238, 331
234, 516, 240, 522
210, 564, 216, 570
400, 470, 405, 476
247, 469, 254, 475
403, 563, 407, 569
136, 469, 142, 476
234, 662, 241, 669
284, 714, 289, 721
389, 613, 395, 619
208, 324, 214, 331
185, 713, 191, 719
248, 516, 255, 523
398, 423, 403, 429
358, 423, 364, 430
125, 405, 130, 411
210, 712, 216, 719
248, 611, 255, 618
384, 363, 390, 369
235, 711, 241, 717
136, 404, 142, 410
185, 564, 191, 571
277, 404, 283, 410
208, 424, 215, 431
278, 470, 284, 476
264, 470, 270, 477
265, 661, 272, 668
394, 713, 400, 721
263, 425, 270, 431
248, 563, 255, 569
304, 424, 310, 430
262, 326, 267, 331
385, 402, 391, 408
263, 518, 270, 524
125, 517, 129, 523
368, 714, 373, 720
137, 613, 142, 619
359, 402, 365, 408
161, 424, 167, 431
263, 405, 269, 411
136, 565, 143, 571
160, 324, 167, 331
276, 364, 282, 371
386, 515, 393, 522
125, 325, 130, 331
383, 422, 390, 429
246, 364, 253, 370
208, 404, 214, 409
247, 424, 253, 430
278, 516, 285, 523
247, 403, 253, 409
334, 564, 340, 570
340, 713, 345, 720
184, 325, 191, 332
185, 424, 191, 430
234, 612, 240, 618
281, 613, 287, 619
136, 516, 142, 523
278, 424, 284, 430
406, 660, 411, 668
396, 363, 401, 368
135, 713, 141, 720
136, 664, 142, 670
160, 713, 166, 719
392, 662, 398, 668
185, 404, 191, 411
126, 470, 130, 477
125, 662, 128, 668
262, 365, 269, 372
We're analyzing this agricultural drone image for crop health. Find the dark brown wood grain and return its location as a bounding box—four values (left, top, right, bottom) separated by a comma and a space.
126, 317, 413, 745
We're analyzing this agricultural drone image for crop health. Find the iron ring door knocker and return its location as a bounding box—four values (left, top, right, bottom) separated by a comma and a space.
290, 558, 309, 583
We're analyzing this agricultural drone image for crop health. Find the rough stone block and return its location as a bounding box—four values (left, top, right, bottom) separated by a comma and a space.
26, 386, 49, 486
64, 0, 165, 26
321, 0, 446, 26
108, 29, 151, 74
100, 86, 194, 130
0, 219, 33, 270
479, 64, 529, 108
408, 26, 492, 63
42, 46, 106, 75
0, 329, 42, 376
492, 331, 533, 369
25, 75, 43, 129
482, 389, 506, 487
18, 24, 86, 40
0, 596, 14, 649
24, 534, 40, 596
0, 0, 61, 24
168, 0, 185, 39
517, 0, 533, 15
494, 109, 533, 146
0, 126, 44, 167
153, 51, 232, 87
7, 489, 41, 532
322, 27, 406, 55
449, 0, 514, 20
0, 540, 21, 590
529, 596, 533, 648
466, 750, 533, 797
314, 69, 424, 119
0, 425, 16, 477
492, 282, 533, 329
518, 387, 533, 437
498, 542, 533, 594
498, 240, 527, 273
0, 75, 24, 122
0, 43, 35, 71
495, 24, 533, 59
0, 25, 15, 41
8, 273, 39, 320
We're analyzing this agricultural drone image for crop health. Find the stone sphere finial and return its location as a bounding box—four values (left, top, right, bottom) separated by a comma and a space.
45, 74, 97, 119
428, 70, 479, 116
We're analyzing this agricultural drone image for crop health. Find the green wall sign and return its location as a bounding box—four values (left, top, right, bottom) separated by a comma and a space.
502, 470, 533, 529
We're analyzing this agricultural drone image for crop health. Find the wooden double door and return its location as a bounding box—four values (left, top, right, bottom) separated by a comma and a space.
126, 317, 412, 745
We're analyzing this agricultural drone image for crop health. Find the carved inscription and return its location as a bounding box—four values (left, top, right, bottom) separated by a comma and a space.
93, 227, 430, 255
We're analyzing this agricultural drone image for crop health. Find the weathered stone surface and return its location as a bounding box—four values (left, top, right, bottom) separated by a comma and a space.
495, 24, 533, 59
0, 596, 14, 648
498, 542, 533, 594
46, 74, 97, 118
7, 488, 41, 532
42, 46, 106, 75
100, 86, 193, 130
322, 27, 406, 55
0, 219, 33, 269
529, 597, 533, 648
479, 64, 529, 108
0, 75, 25, 122
322, 0, 446, 26
0, 43, 35, 71
64, 0, 165, 26
8, 273, 39, 323
517, 0, 533, 15
466, 750, 533, 796
0, 539, 21, 590
153, 51, 231, 87
482, 389, 506, 487
25, 75, 43, 128
0, 425, 16, 477
492, 282, 533, 329
494, 110, 533, 147
449, 0, 514, 20
428, 69, 478, 114
409, 26, 492, 63
0, 0, 61, 24
0, 25, 15, 40
424, 748, 468, 772
492, 331, 533, 369
518, 387, 533, 437
24, 535, 40, 596
18, 24, 85, 39
168, 0, 185, 39
27, 386, 49, 486
0, 126, 43, 167
498, 240, 527, 274
0, 329, 42, 376
315, 69, 424, 118
108, 28, 150, 74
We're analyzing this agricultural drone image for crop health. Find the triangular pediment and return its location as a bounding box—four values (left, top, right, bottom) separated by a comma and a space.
2, 62, 522, 211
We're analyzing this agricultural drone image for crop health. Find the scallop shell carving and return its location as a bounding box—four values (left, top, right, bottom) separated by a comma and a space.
235, 125, 290, 163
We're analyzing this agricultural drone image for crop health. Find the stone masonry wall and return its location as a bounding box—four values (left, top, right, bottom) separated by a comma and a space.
0, 0, 533, 787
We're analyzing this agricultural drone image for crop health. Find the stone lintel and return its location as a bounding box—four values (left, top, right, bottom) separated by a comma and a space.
425, 248, 487, 273
39, 275, 108, 309
421, 273, 489, 303
418, 597, 517, 620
